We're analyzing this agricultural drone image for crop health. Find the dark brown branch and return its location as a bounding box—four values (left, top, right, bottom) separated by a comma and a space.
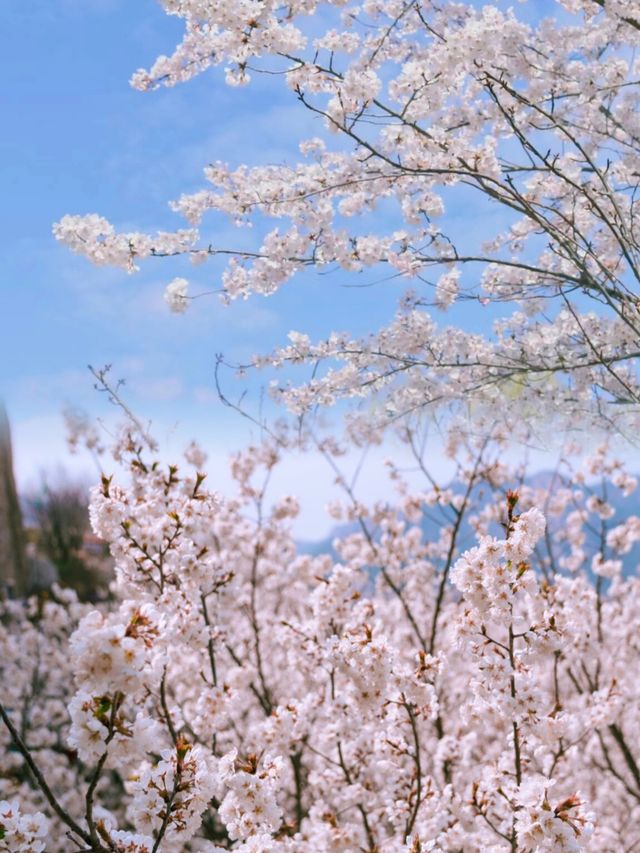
0, 700, 95, 849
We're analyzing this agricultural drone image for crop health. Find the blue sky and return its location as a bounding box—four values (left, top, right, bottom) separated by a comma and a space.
0, 0, 606, 535
0, 3, 395, 526
0, 0, 457, 518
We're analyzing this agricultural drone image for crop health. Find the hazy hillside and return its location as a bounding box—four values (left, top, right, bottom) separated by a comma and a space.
299, 470, 640, 579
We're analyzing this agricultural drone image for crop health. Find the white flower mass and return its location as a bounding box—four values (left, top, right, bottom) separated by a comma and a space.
3, 0, 640, 850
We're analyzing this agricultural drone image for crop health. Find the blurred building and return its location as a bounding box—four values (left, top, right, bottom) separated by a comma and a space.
1, 405, 114, 600
0, 404, 28, 597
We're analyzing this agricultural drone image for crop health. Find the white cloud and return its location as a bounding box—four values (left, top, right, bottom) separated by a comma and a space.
129, 376, 184, 402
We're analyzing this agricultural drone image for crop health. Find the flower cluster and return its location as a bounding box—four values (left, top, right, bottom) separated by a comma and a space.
217, 751, 284, 841
127, 739, 217, 844
1, 426, 639, 850
0, 801, 48, 853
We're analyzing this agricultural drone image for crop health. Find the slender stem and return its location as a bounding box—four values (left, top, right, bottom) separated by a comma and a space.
0, 700, 94, 848
85, 694, 121, 851
160, 672, 178, 746
508, 620, 522, 789
403, 699, 423, 838
151, 771, 181, 853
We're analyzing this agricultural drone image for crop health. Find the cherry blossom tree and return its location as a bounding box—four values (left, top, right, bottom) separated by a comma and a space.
3, 1, 640, 851
2, 420, 640, 851
53, 0, 640, 435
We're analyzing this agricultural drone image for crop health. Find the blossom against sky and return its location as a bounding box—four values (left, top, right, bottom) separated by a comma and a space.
0, 11, 382, 428
1, 0, 618, 537
0, 1, 465, 518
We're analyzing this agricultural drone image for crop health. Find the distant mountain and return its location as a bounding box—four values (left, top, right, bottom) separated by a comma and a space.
298, 471, 640, 580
